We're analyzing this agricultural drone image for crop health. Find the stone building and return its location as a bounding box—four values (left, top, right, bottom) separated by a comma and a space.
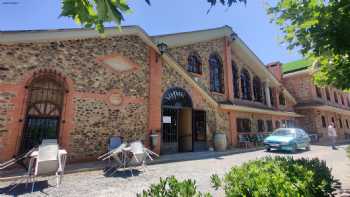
268, 60, 350, 142
0, 26, 301, 162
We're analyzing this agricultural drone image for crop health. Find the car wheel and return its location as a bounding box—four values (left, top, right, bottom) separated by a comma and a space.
266, 147, 271, 152
305, 144, 311, 151
291, 143, 297, 153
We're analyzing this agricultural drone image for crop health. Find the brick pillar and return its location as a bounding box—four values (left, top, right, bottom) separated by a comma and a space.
229, 112, 237, 147
147, 47, 162, 155
224, 37, 234, 101
273, 88, 280, 109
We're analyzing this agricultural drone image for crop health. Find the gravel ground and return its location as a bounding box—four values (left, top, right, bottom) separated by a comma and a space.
0, 145, 349, 197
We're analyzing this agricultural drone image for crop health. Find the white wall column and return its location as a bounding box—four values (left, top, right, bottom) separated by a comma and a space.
265, 81, 272, 107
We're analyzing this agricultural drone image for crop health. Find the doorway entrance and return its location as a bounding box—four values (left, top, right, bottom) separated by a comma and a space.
20, 76, 65, 154
161, 88, 207, 154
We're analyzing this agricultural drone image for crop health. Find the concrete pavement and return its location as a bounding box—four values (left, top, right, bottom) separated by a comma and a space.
0, 145, 349, 197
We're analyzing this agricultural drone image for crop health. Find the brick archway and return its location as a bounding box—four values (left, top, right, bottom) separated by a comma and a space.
20, 73, 66, 153
21, 69, 75, 154
0, 69, 75, 160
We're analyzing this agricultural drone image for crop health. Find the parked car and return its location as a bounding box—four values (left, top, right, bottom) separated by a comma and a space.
263, 128, 311, 153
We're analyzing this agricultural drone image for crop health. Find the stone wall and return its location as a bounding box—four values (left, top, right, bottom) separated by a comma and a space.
161, 63, 230, 147
282, 73, 314, 103
167, 38, 227, 102
0, 35, 150, 161
296, 108, 350, 141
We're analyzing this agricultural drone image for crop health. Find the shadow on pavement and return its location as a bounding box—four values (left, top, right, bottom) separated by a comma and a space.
0, 180, 50, 196
103, 167, 142, 178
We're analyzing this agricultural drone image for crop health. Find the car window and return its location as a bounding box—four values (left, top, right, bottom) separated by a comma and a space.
295, 130, 302, 138
298, 129, 307, 137
272, 129, 296, 137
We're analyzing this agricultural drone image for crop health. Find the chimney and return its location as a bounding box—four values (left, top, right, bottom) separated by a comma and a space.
266, 62, 283, 81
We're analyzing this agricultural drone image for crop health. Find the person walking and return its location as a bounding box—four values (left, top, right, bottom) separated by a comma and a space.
327, 122, 337, 150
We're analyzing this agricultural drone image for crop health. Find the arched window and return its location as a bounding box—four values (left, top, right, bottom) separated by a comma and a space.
232, 61, 240, 98
253, 76, 262, 102
187, 52, 202, 74
321, 116, 327, 128
334, 92, 338, 103
340, 94, 344, 105
162, 87, 192, 108
279, 92, 286, 105
240, 69, 251, 100
325, 88, 331, 100
21, 75, 65, 153
315, 86, 322, 98
209, 54, 224, 93
269, 87, 275, 106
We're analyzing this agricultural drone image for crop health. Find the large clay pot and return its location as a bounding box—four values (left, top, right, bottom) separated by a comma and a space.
214, 132, 227, 151
150, 134, 159, 147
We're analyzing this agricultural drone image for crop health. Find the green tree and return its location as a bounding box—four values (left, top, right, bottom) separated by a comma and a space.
267, 0, 350, 90
60, 0, 246, 33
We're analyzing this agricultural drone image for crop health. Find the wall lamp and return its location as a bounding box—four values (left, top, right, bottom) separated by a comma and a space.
157, 42, 168, 55
230, 32, 238, 41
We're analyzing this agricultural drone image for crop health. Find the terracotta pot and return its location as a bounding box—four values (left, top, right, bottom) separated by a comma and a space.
150, 134, 159, 147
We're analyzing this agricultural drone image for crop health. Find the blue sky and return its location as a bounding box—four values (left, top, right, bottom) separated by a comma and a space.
0, 0, 302, 64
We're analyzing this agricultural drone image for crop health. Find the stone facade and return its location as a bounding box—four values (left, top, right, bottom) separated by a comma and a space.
168, 38, 227, 102
281, 65, 350, 140
0, 26, 302, 162
0, 35, 150, 161
282, 73, 315, 103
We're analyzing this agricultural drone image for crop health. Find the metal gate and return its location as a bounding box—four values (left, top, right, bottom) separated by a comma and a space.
20, 76, 65, 153
161, 107, 179, 154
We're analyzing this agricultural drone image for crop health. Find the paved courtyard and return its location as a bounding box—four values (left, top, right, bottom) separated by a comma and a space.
0, 145, 349, 197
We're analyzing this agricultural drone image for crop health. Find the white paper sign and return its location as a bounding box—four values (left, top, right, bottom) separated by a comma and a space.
163, 116, 171, 123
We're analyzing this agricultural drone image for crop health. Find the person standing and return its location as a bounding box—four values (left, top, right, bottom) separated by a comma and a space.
327, 122, 337, 150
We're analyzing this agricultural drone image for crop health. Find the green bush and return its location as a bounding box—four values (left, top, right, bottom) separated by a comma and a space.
137, 176, 212, 197
211, 157, 339, 197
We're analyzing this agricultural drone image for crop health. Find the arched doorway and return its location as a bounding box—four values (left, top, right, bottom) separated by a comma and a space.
161, 88, 193, 154
20, 76, 65, 153
161, 87, 207, 154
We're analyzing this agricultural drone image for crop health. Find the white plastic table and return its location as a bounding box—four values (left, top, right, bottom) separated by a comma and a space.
29, 149, 67, 181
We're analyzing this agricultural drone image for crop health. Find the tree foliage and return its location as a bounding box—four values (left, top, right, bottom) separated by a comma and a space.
137, 176, 212, 197
211, 157, 339, 197
267, 0, 350, 90
60, 0, 246, 33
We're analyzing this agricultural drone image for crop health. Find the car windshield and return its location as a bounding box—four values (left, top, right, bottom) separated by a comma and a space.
271, 129, 296, 137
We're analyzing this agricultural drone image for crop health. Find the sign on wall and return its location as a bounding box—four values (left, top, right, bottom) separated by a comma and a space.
162, 116, 171, 123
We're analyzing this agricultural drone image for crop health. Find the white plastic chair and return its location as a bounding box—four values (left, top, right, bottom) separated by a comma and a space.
99, 143, 127, 175
126, 141, 158, 176
31, 143, 63, 192
108, 137, 122, 152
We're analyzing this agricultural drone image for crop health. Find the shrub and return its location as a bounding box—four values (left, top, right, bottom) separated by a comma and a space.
211, 157, 339, 197
137, 176, 212, 197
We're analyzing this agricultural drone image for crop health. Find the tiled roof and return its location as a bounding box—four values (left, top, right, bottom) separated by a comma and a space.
282, 59, 313, 74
